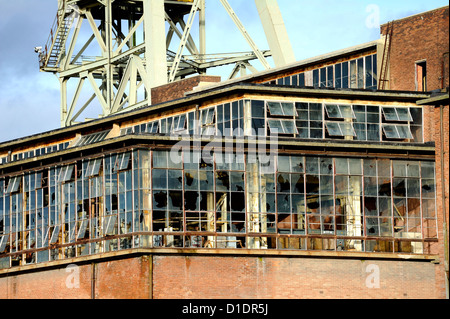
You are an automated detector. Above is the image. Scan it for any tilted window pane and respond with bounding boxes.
[0,235,8,253]
[74,130,110,147]
[339,105,355,119]
[59,165,74,182]
[148,121,159,133]
[396,108,413,122]
[268,119,297,134]
[281,120,298,134]
[382,107,398,121]
[49,225,61,244]
[267,102,283,115]
[86,159,102,177]
[383,125,412,139]
[325,104,355,119]
[382,107,412,122]
[267,101,296,117]
[281,102,296,116]
[267,120,282,133]
[325,122,342,136]
[396,125,413,139]
[325,104,340,118]
[382,125,399,139]
[104,215,117,235]
[339,122,356,136]
[77,219,89,240]
[200,108,215,126]
[6,176,21,193]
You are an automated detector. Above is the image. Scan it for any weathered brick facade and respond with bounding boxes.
[151,75,221,105]
[0,253,440,299]
[380,6,449,92]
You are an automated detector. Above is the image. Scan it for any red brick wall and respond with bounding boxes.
[433,104,450,298]
[381,6,449,91]
[0,264,92,299]
[0,257,150,299]
[152,255,439,299]
[94,256,151,299]
[0,254,443,299]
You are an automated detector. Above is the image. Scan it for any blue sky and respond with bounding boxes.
[0,0,448,143]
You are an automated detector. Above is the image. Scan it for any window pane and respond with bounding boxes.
[339,123,356,136]
[335,63,342,88]
[325,105,340,118]
[339,105,355,119]
[268,119,283,133]
[325,122,342,136]
[281,102,296,116]
[396,125,413,139]
[383,125,399,139]
[251,100,265,117]
[396,108,412,122]
[152,169,167,189]
[382,107,398,121]
[267,102,283,116]
[281,120,297,134]
[153,151,167,168]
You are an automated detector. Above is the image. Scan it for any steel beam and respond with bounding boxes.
[254,0,295,67]
[219,0,271,70]
[41,0,297,127]
[143,0,168,90]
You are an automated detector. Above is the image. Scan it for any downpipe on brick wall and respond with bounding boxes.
[440,104,449,299]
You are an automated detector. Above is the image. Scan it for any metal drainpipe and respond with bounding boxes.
[91,262,96,299]
[440,104,449,299]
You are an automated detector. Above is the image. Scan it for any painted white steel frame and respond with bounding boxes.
[39,0,295,127]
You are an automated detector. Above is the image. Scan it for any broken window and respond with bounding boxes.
[0,149,439,269]
[416,61,427,92]
[199,107,216,136]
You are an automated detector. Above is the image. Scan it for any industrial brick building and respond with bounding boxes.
[0,2,448,299]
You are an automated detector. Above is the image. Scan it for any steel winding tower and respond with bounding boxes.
[38,0,295,127]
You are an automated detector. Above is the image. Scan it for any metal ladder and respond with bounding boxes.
[378,21,393,90]
[40,2,76,70]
